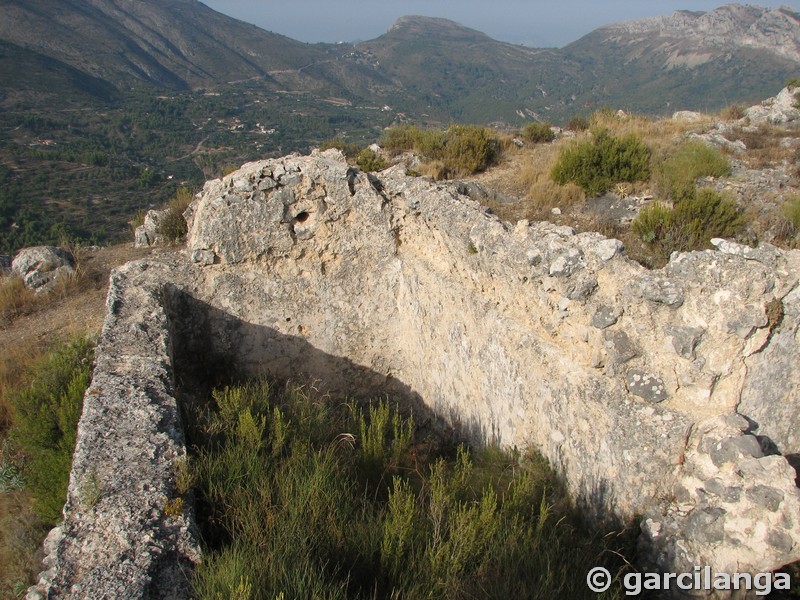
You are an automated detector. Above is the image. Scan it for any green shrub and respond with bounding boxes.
[156,187,194,243]
[782,194,800,232]
[655,141,730,202]
[380,124,498,179]
[380,125,423,153]
[188,379,633,599]
[551,128,651,196]
[632,190,744,252]
[355,148,389,172]
[720,104,746,121]
[521,122,555,144]
[672,188,745,248]
[786,77,800,90]
[441,125,498,176]
[631,202,673,243]
[8,336,94,523]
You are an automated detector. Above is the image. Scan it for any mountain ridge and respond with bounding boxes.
[0,2,798,122]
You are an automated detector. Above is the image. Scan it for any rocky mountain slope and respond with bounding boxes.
[0,0,323,91]
[562,4,800,115]
[1,1,797,121]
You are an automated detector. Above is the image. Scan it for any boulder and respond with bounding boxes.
[134,208,171,248]
[744,86,800,126]
[11,245,75,292]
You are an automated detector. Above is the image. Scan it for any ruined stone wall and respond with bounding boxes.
[31,149,800,597]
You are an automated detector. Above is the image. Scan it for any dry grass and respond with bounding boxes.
[0,277,38,324]
[516,139,585,213]
[728,125,800,168]
[0,489,47,597]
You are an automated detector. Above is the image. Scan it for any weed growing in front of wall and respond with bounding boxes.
[7,336,94,524]
[187,379,632,599]
[156,187,194,243]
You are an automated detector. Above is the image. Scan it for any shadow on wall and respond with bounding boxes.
[164,285,490,448]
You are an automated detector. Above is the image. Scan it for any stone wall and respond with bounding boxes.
[31,149,800,597]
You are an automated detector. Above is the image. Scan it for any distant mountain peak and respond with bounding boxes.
[386,16,490,42]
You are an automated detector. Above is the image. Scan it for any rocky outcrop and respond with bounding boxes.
[134,208,171,248]
[12,245,75,292]
[599,5,800,65]
[32,149,800,597]
[745,85,800,126]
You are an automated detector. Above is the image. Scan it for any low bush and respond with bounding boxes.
[631,202,673,244]
[521,122,555,144]
[156,187,194,243]
[566,115,589,132]
[672,188,745,247]
[551,128,651,196]
[188,379,632,599]
[6,336,94,523]
[654,141,730,202]
[380,124,498,179]
[380,125,422,153]
[355,148,388,172]
[0,276,37,324]
[631,190,744,255]
[782,194,800,232]
[720,104,746,121]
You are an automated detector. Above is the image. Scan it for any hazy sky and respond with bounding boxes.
[200,1,798,47]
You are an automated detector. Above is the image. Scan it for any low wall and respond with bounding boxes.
[30,150,800,597]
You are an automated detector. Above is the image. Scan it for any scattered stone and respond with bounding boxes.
[548,248,583,276]
[707,435,764,467]
[592,238,624,262]
[604,330,639,371]
[665,325,705,359]
[590,305,620,329]
[190,249,216,266]
[628,274,684,307]
[625,370,668,402]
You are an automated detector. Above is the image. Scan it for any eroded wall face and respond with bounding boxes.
[32,150,800,597]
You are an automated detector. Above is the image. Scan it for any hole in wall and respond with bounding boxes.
[295,211,310,224]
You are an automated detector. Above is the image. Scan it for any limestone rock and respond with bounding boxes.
[12,245,75,292]
[641,415,800,582]
[672,110,703,122]
[744,86,800,126]
[625,370,668,403]
[134,208,171,248]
